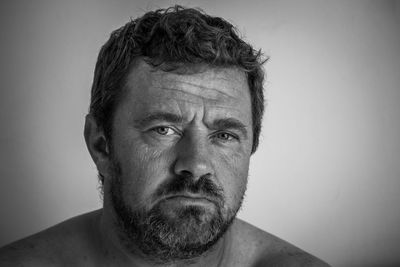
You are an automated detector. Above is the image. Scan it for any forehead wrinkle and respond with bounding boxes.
[176,80,240,99]
[146,96,210,106]
[158,86,233,103]
[141,96,249,118]
[207,105,252,116]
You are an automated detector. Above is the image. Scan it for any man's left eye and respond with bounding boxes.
[153,126,176,136]
[214,132,237,141]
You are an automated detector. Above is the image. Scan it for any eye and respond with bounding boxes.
[214,132,238,142]
[152,126,177,136]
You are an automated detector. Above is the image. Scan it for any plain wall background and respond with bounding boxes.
[1,0,399,266]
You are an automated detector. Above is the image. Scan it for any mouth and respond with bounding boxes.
[162,194,218,206]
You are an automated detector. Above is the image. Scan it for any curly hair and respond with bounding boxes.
[89,6,267,175]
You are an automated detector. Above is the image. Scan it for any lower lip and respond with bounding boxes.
[164,196,214,206]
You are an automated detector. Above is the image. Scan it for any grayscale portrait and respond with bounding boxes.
[1,1,399,266]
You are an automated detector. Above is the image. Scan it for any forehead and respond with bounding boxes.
[119,61,251,120]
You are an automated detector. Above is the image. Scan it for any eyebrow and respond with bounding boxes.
[133,112,184,128]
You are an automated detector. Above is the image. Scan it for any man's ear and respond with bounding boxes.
[84,114,111,176]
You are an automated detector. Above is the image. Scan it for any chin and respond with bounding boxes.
[112,191,236,262]
[134,202,234,262]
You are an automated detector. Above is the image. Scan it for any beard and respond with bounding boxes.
[107,159,246,263]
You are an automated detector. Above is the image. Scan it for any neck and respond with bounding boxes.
[97,207,230,267]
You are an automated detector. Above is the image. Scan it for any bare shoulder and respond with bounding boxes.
[229,219,331,267]
[0,209,102,266]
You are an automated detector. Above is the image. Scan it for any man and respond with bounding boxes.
[0,6,329,266]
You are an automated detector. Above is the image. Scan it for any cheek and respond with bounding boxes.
[116,141,173,207]
[216,149,250,206]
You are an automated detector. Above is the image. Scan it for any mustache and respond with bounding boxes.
[154,174,224,201]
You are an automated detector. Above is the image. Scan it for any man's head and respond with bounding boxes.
[84,5,266,263]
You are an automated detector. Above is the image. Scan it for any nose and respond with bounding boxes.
[173,134,214,180]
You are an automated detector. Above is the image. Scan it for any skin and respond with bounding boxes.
[0,61,331,266]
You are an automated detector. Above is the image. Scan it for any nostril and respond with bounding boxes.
[179,170,193,179]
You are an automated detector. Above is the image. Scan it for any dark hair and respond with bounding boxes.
[89,5,267,170]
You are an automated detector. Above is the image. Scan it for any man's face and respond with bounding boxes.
[105,61,253,261]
